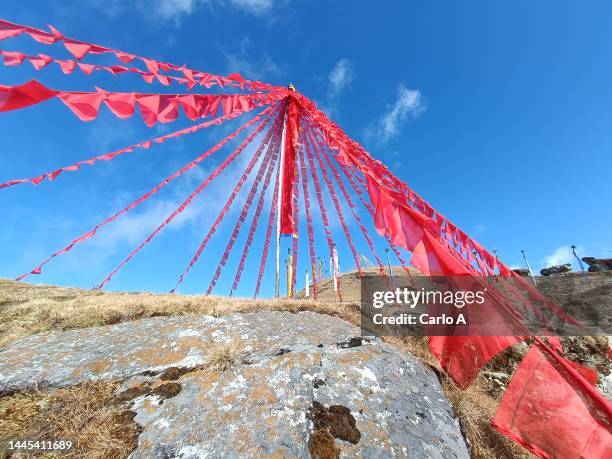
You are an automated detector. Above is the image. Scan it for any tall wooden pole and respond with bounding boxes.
[275,106,288,298]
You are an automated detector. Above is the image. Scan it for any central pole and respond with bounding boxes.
[275,103,288,298]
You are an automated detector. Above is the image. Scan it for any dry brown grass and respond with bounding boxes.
[440,375,533,459]
[0,278,359,349]
[204,339,243,373]
[0,381,140,459]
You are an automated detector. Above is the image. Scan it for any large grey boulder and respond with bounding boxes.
[0,311,469,458]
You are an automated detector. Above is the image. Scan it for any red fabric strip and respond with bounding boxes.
[303,131,345,301]
[305,113,413,279]
[0,19,280,92]
[303,126,336,267]
[96,109,276,289]
[305,128,363,277]
[290,154,300,297]
[280,96,300,234]
[0,79,56,112]
[297,136,318,299]
[0,79,284,125]
[170,106,284,293]
[253,130,282,299]
[492,342,612,458]
[292,92,503,275]
[0,103,256,189]
[15,105,275,282]
[206,127,279,295]
[231,122,283,293]
[307,122,386,275]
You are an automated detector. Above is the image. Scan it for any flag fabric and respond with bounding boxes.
[492,342,612,458]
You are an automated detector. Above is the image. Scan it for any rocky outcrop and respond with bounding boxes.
[0,311,469,458]
[540,263,572,276]
[512,268,530,277]
[534,271,612,332]
[582,257,612,272]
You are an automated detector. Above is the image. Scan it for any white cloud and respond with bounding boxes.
[366,84,425,143]
[221,36,281,81]
[83,0,284,25]
[318,59,354,117]
[154,0,205,24]
[327,58,353,99]
[152,0,280,24]
[88,118,137,152]
[230,0,274,15]
[541,245,583,269]
[82,0,206,25]
[91,144,261,252]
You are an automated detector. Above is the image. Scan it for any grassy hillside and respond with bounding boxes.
[0,279,359,349]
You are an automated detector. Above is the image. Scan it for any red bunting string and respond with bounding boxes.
[206,128,278,295]
[254,133,282,299]
[297,135,318,299]
[0,49,175,84]
[232,121,282,293]
[352,168,413,275]
[305,126,363,277]
[0,101,267,190]
[0,18,280,92]
[302,131,344,301]
[307,122,385,275]
[0,80,284,126]
[304,112,413,278]
[302,127,336,270]
[0,48,242,88]
[342,158,413,280]
[338,129,572,342]
[96,109,275,289]
[290,154,300,298]
[171,106,284,293]
[291,92,503,276]
[15,105,276,282]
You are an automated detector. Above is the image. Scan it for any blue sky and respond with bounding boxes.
[0,1,610,296]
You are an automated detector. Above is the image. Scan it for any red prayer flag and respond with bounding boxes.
[493,343,612,458]
[0,20,24,39]
[0,80,56,112]
[64,41,92,59]
[2,51,26,66]
[280,96,300,234]
[59,93,104,121]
